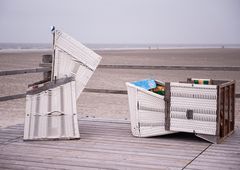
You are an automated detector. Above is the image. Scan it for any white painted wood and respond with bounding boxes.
[24,80,80,140]
[126,81,174,137]
[126,83,140,137]
[52,30,102,99]
[170,82,218,136]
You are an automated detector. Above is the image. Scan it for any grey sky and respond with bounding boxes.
[0,0,240,44]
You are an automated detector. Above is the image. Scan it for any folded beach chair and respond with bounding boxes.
[24,28,102,140]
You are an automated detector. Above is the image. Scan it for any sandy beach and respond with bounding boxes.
[0,48,240,128]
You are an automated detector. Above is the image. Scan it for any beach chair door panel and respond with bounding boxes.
[170,82,218,135]
[137,90,170,137]
[52,30,102,99]
[24,80,80,140]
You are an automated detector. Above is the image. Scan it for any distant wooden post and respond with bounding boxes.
[28,54,52,88]
[41,54,52,80]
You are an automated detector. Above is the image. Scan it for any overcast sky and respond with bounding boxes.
[0,0,240,44]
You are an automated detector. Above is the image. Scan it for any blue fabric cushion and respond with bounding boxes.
[132,79,156,90]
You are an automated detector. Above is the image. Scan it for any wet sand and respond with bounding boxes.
[0,48,240,128]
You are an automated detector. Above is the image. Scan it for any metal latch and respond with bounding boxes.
[47,111,64,116]
[186,110,193,119]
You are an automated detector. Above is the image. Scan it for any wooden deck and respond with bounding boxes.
[0,118,239,170]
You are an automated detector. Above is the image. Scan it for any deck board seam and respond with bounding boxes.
[181,143,212,170]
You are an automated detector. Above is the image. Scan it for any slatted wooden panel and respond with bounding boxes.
[0,119,239,170]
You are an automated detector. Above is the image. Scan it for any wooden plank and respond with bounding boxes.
[0,120,208,169]
[185,164,240,170]
[39,63,52,68]
[10,140,204,158]
[0,88,127,102]
[165,82,171,130]
[0,90,239,102]
[192,156,240,163]
[0,67,51,76]
[187,159,240,169]
[26,77,74,95]
[1,124,208,153]
[84,88,127,94]
[0,144,209,170]
[0,128,22,145]
[0,118,239,169]
[41,54,52,80]
[222,86,226,137]
[14,139,201,154]
[2,141,196,169]
[0,163,49,170]
[28,78,51,88]
[233,84,236,130]
[0,144,191,167]
[41,54,52,64]
[98,65,240,71]
[0,157,102,170]
[184,130,240,170]
[0,93,26,101]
